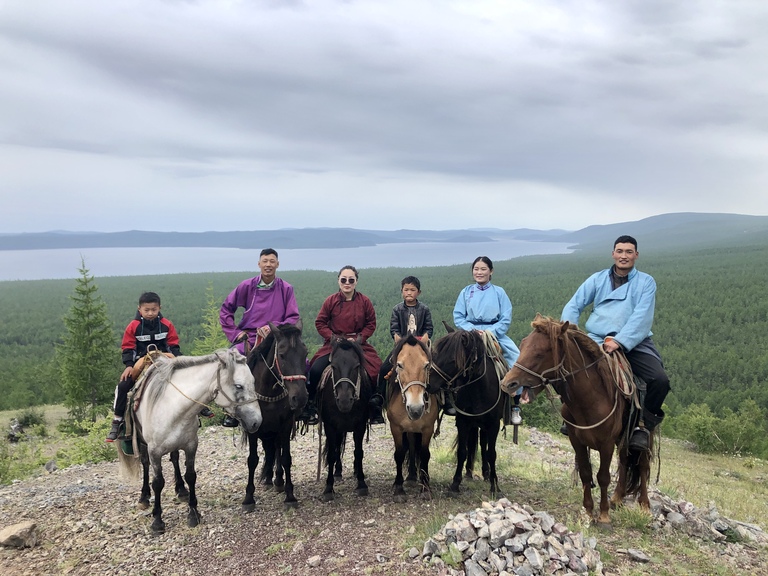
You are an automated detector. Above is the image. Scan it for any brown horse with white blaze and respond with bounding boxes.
[385,333,438,502]
[501,315,650,526]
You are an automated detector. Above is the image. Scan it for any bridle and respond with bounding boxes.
[511,329,618,431]
[393,346,432,412]
[255,335,307,403]
[430,337,502,418]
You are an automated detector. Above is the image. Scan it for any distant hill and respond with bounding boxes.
[1,213,767,252]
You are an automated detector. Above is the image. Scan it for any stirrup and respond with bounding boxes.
[510,406,522,426]
[629,427,650,451]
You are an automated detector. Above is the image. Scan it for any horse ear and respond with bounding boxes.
[442,320,455,333]
[295,317,303,332]
[560,321,570,334]
[356,334,363,345]
[420,333,429,346]
[268,321,278,334]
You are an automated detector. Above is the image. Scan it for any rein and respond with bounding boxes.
[431,343,502,418]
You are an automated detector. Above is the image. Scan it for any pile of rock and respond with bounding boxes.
[418,498,602,575]
[649,489,767,545]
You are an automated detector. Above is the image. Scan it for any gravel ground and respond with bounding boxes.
[1,423,507,576]
[3,424,766,576]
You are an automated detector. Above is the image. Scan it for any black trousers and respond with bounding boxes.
[625,349,670,415]
[307,354,331,400]
[113,377,134,418]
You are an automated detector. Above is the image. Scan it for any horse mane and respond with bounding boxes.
[332,336,365,362]
[145,349,242,407]
[247,323,304,371]
[530,316,614,387]
[432,329,482,372]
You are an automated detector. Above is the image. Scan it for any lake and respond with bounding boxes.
[0,239,573,281]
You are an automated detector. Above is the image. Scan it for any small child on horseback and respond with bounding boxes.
[370,276,434,424]
[106,291,213,442]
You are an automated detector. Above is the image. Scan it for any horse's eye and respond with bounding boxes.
[396,362,404,369]
[235,384,244,391]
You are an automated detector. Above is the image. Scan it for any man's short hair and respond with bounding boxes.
[401,276,421,291]
[260,248,278,259]
[139,291,161,305]
[613,235,638,250]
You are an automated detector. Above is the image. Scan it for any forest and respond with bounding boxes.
[1,240,767,449]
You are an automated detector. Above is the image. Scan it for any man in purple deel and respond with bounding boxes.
[219,248,301,427]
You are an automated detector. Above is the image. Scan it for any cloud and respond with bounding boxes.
[1,0,767,232]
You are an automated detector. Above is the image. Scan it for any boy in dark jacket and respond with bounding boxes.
[106,292,212,442]
[369,276,434,424]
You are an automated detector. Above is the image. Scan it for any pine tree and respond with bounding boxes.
[57,258,118,422]
[190,283,229,355]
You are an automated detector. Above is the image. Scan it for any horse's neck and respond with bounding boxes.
[171,360,218,401]
[561,336,612,392]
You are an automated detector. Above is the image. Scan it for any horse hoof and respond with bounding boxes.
[355,487,369,497]
[274,485,286,494]
[176,490,190,503]
[284,500,299,511]
[403,479,418,488]
[242,502,256,513]
[321,492,335,502]
[138,499,150,510]
[151,520,165,535]
[334,475,343,483]
[595,520,612,530]
[188,512,201,528]
[393,494,407,504]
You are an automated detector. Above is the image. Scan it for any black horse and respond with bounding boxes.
[430,328,506,496]
[241,322,308,511]
[317,337,372,502]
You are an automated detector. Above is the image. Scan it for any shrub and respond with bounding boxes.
[57,417,117,467]
[16,407,46,428]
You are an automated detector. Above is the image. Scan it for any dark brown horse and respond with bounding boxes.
[385,333,438,502]
[317,337,371,501]
[501,315,650,525]
[430,329,506,496]
[241,322,308,511]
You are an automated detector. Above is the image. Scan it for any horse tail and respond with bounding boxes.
[625,437,653,495]
[116,443,141,483]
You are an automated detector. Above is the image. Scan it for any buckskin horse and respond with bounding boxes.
[117,348,262,534]
[241,322,308,511]
[316,337,372,501]
[385,333,439,502]
[501,315,650,525]
[430,328,506,496]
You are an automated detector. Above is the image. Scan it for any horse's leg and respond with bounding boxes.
[451,417,469,493]
[274,441,286,492]
[138,446,151,509]
[352,422,368,496]
[464,423,477,480]
[261,434,276,489]
[169,450,189,502]
[333,435,343,482]
[571,441,595,520]
[280,427,298,509]
[484,419,500,497]
[595,444,614,526]
[149,451,166,534]
[637,444,651,511]
[242,434,260,513]
[479,427,490,481]
[392,429,407,502]
[418,430,433,500]
[184,442,201,528]
[611,446,629,509]
[405,432,418,485]
[322,427,339,502]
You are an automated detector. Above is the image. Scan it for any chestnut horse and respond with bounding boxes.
[385,333,439,502]
[501,315,650,525]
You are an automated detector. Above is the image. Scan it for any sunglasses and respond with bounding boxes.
[339,277,356,284]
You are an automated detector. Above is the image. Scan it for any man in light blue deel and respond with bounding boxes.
[561,235,670,452]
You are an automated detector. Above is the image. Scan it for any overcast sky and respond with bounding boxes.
[1,0,767,233]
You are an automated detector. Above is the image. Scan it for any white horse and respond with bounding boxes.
[117,348,262,534]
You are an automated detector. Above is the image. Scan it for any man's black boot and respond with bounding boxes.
[368,394,385,425]
[222,414,240,427]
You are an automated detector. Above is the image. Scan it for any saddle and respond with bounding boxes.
[123,349,172,444]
